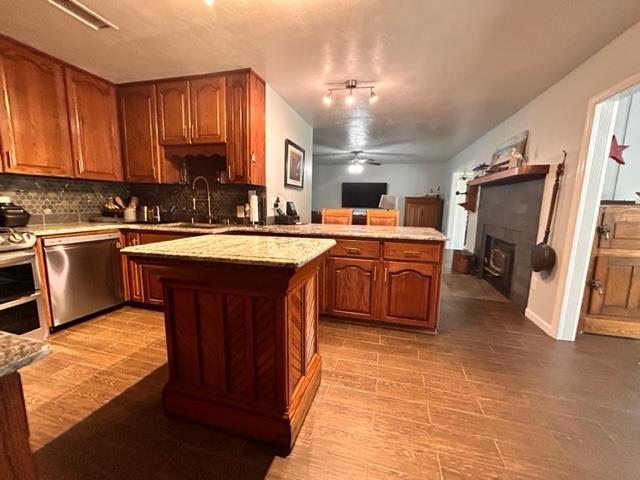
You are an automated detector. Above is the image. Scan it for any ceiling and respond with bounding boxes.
[2,0,640,165]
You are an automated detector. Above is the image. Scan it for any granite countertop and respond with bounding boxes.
[122,234,336,268]
[29,222,229,236]
[0,332,50,378]
[233,224,448,241]
[31,222,447,242]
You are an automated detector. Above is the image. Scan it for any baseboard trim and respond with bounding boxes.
[525,308,555,338]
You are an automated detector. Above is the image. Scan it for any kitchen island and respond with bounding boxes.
[0,332,50,480]
[122,234,335,453]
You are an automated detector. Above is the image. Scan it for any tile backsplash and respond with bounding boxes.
[0,174,266,225]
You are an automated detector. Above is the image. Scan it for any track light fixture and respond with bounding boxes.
[322,80,378,107]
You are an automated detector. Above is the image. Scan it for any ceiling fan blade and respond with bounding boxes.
[369,162,382,166]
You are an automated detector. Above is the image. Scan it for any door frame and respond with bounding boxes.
[556,72,640,341]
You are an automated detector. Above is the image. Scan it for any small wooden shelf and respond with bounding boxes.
[468,165,550,187]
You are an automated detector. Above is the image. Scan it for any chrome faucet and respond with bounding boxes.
[192,176,213,223]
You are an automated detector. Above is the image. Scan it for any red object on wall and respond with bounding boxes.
[609,135,629,165]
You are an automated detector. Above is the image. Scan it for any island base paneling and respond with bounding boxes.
[129,256,324,453]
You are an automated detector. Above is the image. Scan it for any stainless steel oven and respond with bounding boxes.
[0,249,47,340]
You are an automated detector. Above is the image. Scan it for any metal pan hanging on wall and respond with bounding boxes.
[531,151,566,273]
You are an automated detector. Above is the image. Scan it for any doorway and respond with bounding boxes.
[559,77,640,340]
[447,170,472,250]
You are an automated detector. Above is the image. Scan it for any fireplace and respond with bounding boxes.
[483,235,516,297]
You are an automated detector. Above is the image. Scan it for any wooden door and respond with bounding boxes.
[65,69,122,181]
[139,232,188,305]
[381,261,435,327]
[589,255,640,318]
[226,73,249,183]
[118,84,160,183]
[598,206,640,250]
[157,80,190,145]
[123,232,143,302]
[0,40,73,176]
[327,257,378,320]
[189,76,225,144]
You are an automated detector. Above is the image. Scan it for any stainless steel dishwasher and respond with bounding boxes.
[43,232,124,328]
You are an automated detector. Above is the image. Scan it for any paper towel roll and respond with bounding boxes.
[249,194,259,223]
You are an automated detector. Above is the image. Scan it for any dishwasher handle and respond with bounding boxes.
[43,232,121,247]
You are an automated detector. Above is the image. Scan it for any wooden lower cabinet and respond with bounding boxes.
[123,231,190,305]
[123,232,143,302]
[327,257,378,320]
[382,261,436,328]
[325,239,442,330]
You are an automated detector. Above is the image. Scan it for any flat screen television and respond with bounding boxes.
[341,183,388,208]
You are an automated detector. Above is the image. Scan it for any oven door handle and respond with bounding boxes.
[0,292,41,312]
[0,250,36,267]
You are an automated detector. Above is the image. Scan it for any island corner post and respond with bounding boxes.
[127,252,325,454]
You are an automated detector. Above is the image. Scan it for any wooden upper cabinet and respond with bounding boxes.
[190,76,225,143]
[226,71,265,186]
[0,40,73,176]
[118,84,160,183]
[157,80,189,145]
[598,206,640,250]
[381,262,436,328]
[65,68,122,181]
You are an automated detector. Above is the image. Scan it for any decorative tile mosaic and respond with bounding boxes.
[0,174,266,225]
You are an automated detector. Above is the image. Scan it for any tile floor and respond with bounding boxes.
[20,270,640,479]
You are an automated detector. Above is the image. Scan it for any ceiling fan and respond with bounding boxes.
[348,151,382,166]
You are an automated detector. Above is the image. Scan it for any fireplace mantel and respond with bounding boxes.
[469,165,550,187]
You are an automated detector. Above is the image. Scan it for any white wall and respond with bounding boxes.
[312,163,447,224]
[602,91,640,201]
[265,85,314,223]
[442,20,640,339]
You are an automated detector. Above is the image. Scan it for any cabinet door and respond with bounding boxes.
[124,232,143,302]
[327,257,378,320]
[139,232,188,305]
[118,84,160,183]
[589,256,640,318]
[66,69,122,181]
[190,76,225,144]
[225,73,249,184]
[157,80,189,145]
[0,40,73,176]
[382,261,436,328]
[598,206,640,250]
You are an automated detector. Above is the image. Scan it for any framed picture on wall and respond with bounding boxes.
[284,139,305,189]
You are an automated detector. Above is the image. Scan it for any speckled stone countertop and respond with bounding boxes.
[0,332,50,378]
[233,224,448,241]
[122,234,336,268]
[31,222,447,241]
[29,222,228,236]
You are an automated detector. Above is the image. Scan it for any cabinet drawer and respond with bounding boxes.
[330,239,380,259]
[383,242,440,262]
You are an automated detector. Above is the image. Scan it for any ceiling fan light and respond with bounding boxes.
[203,0,215,6]
[348,163,363,174]
[323,91,333,106]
